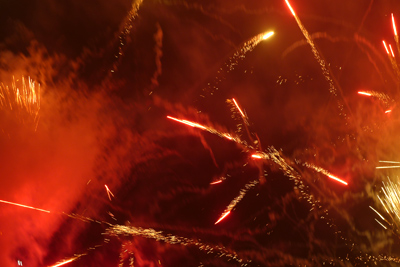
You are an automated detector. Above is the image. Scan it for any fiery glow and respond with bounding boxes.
[210,180,223,185]
[105,184,115,201]
[262,31,274,40]
[304,163,348,186]
[393,13,398,36]
[358,91,372,96]
[327,174,348,186]
[167,116,207,130]
[285,0,296,16]
[251,154,263,159]
[215,211,231,225]
[385,109,392,114]
[0,199,50,213]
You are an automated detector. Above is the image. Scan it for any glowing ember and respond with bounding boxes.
[215,211,231,225]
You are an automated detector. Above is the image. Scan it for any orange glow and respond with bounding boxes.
[215,211,231,225]
[210,180,223,185]
[385,110,392,114]
[285,0,296,16]
[0,199,50,213]
[262,31,274,40]
[383,40,390,55]
[327,174,348,186]
[167,116,207,130]
[251,154,263,159]
[389,44,396,57]
[357,91,372,96]
[393,13,398,36]
[232,98,245,118]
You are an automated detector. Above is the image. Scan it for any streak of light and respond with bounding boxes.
[379,160,400,164]
[327,174,348,186]
[376,166,400,169]
[304,162,348,185]
[383,40,390,55]
[0,199,50,213]
[358,91,372,96]
[375,219,387,229]
[393,13,398,36]
[215,180,259,224]
[251,154,263,159]
[167,116,207,130]
[107,224,243,263]
[48,255,85,267]
[232,98,245,118]
[105,184,115,201]
[262,31,274,40]
[385,110,392,113]
[210,180,223,185]
[215,211,231,225]
[285,0,296,16]
[369,206,388,221]
[389,44,396,57]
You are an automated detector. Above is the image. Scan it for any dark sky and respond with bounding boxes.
[2,0,400,266]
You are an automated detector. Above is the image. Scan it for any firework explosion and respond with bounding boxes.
[3,0,400,266]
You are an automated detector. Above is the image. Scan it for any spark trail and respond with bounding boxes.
[284,0,338,97]
[0,199,50,213]
[106,224,244,264]
[215,180,259,224]
[48,254,85,267]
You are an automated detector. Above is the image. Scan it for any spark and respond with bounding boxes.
[304,162,348,185]
[376,166,400,169]
[375,219,388,230]
[285,0,296,16]
[385,109,392,113]
[48,255,84,267]
[105,184,115,201]
[251,154,263,159]
[215,211,231,225]
[210,180,223,185]
[379,160,400,164]
[358,91,372,96]
[369,206,387,222]
[0,199,50,213]
[262,31,274,40]
[167,116,207,130]
[383,40,390,55]
[389,44,395,58]
[215,180,259,224]
[392,13,398,36]
[232,98,245,118]
[376,179,400,231]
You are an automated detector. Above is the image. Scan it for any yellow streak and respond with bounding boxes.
[376,166,400,169]
[285,0,296,16]
[389,44,396,58]
[358,91,372,96]
[215,211,231,225]
[0,199,50,213]
[379,160,400,164]
[393,13,398,36]
[262,31,274,40]
[383,40,390,55]
[232,98,245,118]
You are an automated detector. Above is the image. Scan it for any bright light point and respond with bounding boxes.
[17,260,23,266]
[232,98,245,118]
[167,115,207,130]
[285,0,296,16]
[392,13,398,36]
[358,91,372,96]
[251,154,263,159]
[105,184,115,201]
[383,40,390,55]
[49,258,76,267]
[385,109,392,114]
[215,211,231,224]
[262,31,274,40]
[327,174,348,186]
[210,180,223,185]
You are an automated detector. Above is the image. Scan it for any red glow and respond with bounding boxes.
[0,199,50,213]
[357,91,372,96]
[215,211,231,224]
[393,13,398,36]
[210,180,223,185]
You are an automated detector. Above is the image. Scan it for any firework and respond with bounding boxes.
[105,184,115,201]
[48,254,85,267]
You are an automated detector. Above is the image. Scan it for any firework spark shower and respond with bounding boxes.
[2,0,400,266]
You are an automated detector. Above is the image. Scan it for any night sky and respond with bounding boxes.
[2,0,400,266]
